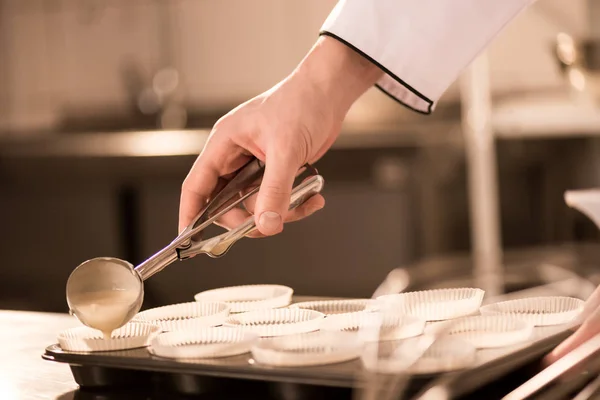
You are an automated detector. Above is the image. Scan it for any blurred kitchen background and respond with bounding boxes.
[2,0,600,313]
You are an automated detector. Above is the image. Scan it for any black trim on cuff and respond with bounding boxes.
[319,30,433,115]
[375,84,431,115]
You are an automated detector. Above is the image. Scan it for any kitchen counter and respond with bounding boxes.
[3,307,597,400]
[1,309,273,399]
[0,121,461,159]
[0,310,80,400]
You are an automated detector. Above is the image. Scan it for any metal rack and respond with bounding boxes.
[461,0,600,299]
[459,52,504,297]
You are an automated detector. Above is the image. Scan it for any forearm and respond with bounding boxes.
[292,36,384,117]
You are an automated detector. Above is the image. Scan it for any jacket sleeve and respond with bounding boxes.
[320,0,536,114]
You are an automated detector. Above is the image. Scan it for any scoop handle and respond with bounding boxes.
[135,158,265,280]
[178,174,325,259]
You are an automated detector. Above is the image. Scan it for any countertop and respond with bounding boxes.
[4,297,350,400]
[0,307,593,400]
[0,310,80,400]
[3,297,345,400]
[0,121,462,159]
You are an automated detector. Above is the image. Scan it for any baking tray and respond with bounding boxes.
[42,297,575,399]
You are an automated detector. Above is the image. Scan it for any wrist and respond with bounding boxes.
[292,35,383,116]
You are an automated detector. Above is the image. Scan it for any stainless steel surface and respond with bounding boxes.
[356,260,459,400]
[363,246,599,399]
[0,310,80,399]
[573,374,600,400]
[0,122,462,158]
[407,276,590,400]
[355,256,411,400]
[503,327,598,400]
[178,174,325,259]
[134,250,179,282]
[0,130,211,158]
[459,52,504,297]
[378,324,458,400]
[396,245,598,300]
[371,268,410,299]
[488,263,596,303]
[65,257,144,330]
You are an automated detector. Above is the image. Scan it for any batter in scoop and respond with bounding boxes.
[69,289,140,339]
[67,258,143,339]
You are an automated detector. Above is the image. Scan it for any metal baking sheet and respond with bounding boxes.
[42,296,575,397]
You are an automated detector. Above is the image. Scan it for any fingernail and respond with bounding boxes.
[259,211,282,234]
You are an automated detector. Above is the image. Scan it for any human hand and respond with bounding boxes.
[544,286,600,364]
[179,36,382,236]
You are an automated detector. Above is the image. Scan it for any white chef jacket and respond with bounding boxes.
[321,0,536,114]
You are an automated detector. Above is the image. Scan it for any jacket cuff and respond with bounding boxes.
[319,30,434,114]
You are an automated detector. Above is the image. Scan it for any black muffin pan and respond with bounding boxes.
[43,320,573,399]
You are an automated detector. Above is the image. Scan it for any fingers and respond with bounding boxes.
[253,148,300,236]
[243,188,325,224]
[544,287,600,365]
[284,194,325,223]
[180,143,324,237]
[213,208,265,238]
[583,285,600,319]
[545,308,600,364]
[216,192,325,234]
[545,329,588,365]
[179,158,220,234]
[178,132,248,233]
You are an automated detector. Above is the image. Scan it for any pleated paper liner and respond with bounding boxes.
[132,301,230,332]
[425,315,534,349]
[289,299,377,316]
[149,327,258,359]
[194,284,293,313]
[479,296,584,326]
[251,331,363,367]
[376,288,485,321]
[58,322,161,352]
[361,336,476,375]
[224,308,325,337]
[320,310,425,341]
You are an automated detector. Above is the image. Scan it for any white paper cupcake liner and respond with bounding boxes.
[479,296,584,326]
[132,301,230,331]
[149,327,258,359]
[320,311,425,341]
[251,331,363,367]
[289,299,377,316]
[376,288,485,321]
[425,315,534,349]
[58,322,161,352]
[194,285,293,313]
[224,308,325,337]
[361,336,476,375]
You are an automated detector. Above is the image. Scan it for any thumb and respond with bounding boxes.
[254,149,299,236]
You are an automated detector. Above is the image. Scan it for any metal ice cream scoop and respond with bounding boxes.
[66,158,324,332]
